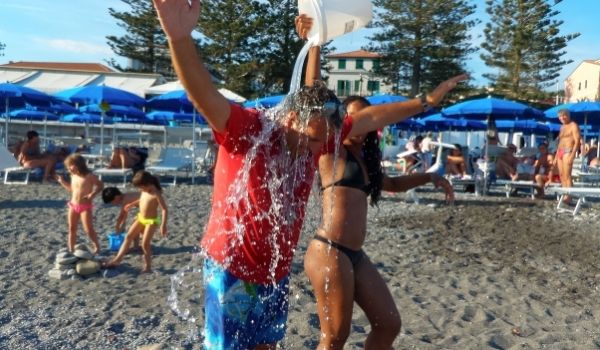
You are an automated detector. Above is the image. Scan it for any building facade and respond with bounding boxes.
[564,59,600,102]
[324,50,393,99]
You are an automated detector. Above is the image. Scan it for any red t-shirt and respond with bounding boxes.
[201,104,352,284]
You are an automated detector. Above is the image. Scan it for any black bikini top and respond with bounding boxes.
[321,148,371,194]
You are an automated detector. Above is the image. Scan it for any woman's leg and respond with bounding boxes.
[140,225,156,273]
[354,255,401,349]
[304,240,355,350]
[80,210,101,254]
[67,208,79,252]
[108,149,124,168]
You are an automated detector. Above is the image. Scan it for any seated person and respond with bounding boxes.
[445,144,467,178]
[495,144,519,180]
[401,135,423,173]
[108,146,147,173]
[534,153,560,198]
[17,130,58,182]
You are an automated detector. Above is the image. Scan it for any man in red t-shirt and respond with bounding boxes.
[154,2,466,349]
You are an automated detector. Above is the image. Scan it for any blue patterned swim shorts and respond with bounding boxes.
[203,258,290,350]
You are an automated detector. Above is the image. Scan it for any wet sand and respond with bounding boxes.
[1,181,600,349]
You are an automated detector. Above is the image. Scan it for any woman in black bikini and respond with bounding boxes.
[304,96,455,349]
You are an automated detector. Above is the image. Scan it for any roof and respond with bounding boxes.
[325,50,381,59]
[0,65,165,97]
[583,59,600,66]
[0,61,115,73]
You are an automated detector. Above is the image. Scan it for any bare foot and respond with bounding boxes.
[141,266,152,273]
[102,259,119,269]
[92,244,101,255]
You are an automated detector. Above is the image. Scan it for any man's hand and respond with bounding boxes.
[431,173,455,204]
[153,0,201,41]
[160,224,168,238]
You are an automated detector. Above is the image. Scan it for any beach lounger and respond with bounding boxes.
[546,187,600,216]
[94,167,133,187]
[494,179,539,199]
[146,147,193,185]
[0,146,31,185]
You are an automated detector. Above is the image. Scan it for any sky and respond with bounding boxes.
[0,0,599,90]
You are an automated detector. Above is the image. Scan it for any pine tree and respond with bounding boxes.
[480,0,579,99]
[253,0,307,95]
[198,0,266,98]
[106,0,173,77]
[368,0,478,97]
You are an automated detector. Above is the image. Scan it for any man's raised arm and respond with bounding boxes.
[154,0,231,132]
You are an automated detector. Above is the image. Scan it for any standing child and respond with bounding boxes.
[103,171,168,273]
[56,153,104,254]
[102,187,142,250]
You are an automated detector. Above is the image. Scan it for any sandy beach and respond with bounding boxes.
[1,180,600,349]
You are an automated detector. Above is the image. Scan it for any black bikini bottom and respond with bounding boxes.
[313,235,364,267]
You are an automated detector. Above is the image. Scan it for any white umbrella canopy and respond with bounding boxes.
[217,88,246,103]
[145,81,246,103]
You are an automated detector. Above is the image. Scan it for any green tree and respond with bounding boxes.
[198,0,266,98]
[253,0,306,95]
[106,0,173,77]
[368,0,478,97]
[480,0,579,99]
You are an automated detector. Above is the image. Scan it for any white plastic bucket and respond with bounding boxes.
[298,0,373,45]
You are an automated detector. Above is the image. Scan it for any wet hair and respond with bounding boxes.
[132,170,161,192]
[26,130,39,140]
[64,153,91,175]
[102,187,122,204]
[343,96,383,206]
[558,109,570,117]
[283,80,343,128]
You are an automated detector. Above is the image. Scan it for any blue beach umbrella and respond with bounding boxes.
[495,119,549,134]
[544,102,600,124]
[60,113,110,124]
[366,94,408,105]
[0,83,56,146]
[36,102,79,115]
[421,113,486,131]
[147,90,194,112]
[55,85,145,108]
[9,109,60,121]
[243,94,286,109]
[146,111,205,124]
[442,97,545,121]
[545,102,600,143]
[393,118,424,131]
[79,103,146,120]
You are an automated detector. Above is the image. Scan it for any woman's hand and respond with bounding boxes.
[430,173,455,204]
[295,14,313,40]
[427,74,469,107]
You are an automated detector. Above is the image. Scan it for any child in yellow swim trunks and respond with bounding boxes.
[103,171,168,273]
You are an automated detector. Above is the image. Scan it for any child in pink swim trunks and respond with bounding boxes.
[56,153,104,254]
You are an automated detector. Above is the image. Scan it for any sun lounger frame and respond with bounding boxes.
[547,187,600,216]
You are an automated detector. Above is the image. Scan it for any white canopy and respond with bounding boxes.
[145,80,247,103]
